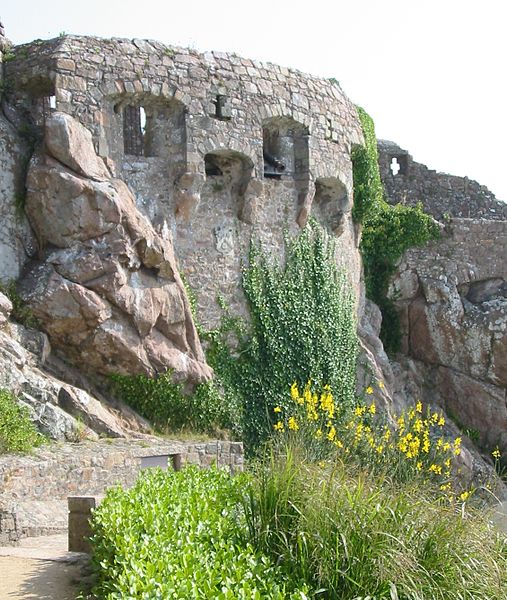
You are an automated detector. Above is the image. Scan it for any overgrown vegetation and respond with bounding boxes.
[352,107,440,353]
[205,220,358,453]
[0,280,39,328]
[89,420,507,599]
[89,466,309,599]
[109,373,237,437]
[0,388,44,454]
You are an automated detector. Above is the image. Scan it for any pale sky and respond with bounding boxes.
[2,0,506,201]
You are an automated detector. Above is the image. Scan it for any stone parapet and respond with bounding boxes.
[0,438,243,545]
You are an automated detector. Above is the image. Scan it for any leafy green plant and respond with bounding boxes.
[109,372,236,436]
[205,220,359,454]
[89,466,309,599]
[352,107,440,353]
[0,388,45,454]
[0,280,39,328]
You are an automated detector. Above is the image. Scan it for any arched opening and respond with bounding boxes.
[312,177,350,236]
[262,117,309,180]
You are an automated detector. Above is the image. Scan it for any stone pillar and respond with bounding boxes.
[68,496,101,553]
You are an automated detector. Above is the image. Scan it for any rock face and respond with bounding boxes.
[389,218,507,453]
[20,113,211,383]
[0,296,148,441]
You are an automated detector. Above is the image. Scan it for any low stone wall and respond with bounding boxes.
[0,438,243,545]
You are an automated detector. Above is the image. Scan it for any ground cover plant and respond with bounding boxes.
[0,388,44,454]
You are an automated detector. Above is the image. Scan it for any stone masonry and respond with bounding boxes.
[4,35,363,327]
[0,438,243,545]
[378,139,507,222]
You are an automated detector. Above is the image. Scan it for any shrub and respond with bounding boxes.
[89,466,309,599]
[109,373,236,436]
[0,388,44,454]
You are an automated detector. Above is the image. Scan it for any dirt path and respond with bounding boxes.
[0,535,86,600]
[0,556,81,599]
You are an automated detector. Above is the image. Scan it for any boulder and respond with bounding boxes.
[0,292,12,329]
[44,111,110,180]
[21,113,212,383]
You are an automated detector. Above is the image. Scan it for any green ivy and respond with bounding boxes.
[205,220,359,454]
[352,107,440,353]
[109,372,234,436]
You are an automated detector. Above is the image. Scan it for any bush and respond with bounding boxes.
[109,373,236,436]
[89,466,309,599]
[0,388,44,454]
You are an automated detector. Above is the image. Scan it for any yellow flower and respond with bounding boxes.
[354,406,366,417]
[459,490,471,502]
[315,429,323,440]
[290,382,299,401]
[288,416,299,431]
[416,401,423,414]
[438,415,445,427]
[378,381,385,389]
[274,421,284,432]
[429,463,442,475]
[368,402,376,415]
[335,439,344,449]
[327,425,337,442]
[492,448,501,460]
[366,386,374,395]
[273,406,282,413]
[416,461,423,471]
[453,437,462,456]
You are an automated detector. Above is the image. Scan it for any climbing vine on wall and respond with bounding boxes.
[352,107,440,353]
[205,220,359,453]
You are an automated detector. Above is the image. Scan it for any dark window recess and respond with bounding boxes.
[211,95,232,121]
[123,105,145,156]
[205,154,223,177]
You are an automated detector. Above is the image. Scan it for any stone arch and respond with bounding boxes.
[262,116,309,180]
[201,149,255,222]
[312,176,350,236]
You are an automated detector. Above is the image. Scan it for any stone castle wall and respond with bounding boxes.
[377,139,507,222]
[4,35,363,326]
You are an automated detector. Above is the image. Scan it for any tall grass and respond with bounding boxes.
[244,445,507,599]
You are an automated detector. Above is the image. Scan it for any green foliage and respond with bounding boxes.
[89,467,309,599]
[109,372,233,436]
[206,220,358,454]
[361,202,440,352]
[244,447,507,600]
[351,107,384,224]
[0,389,44,454]
[0,280,39,328]
[352,107,440,353]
